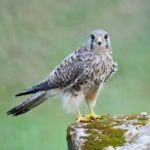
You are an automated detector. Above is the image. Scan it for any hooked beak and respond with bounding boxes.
[97,36,102,46]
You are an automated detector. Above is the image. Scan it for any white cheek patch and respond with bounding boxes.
[107,37,111,47]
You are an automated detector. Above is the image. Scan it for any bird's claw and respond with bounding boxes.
[84,114,101,121]
[76,114,101,123]
[76,116,89,123]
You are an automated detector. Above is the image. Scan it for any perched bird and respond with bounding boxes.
[7,29,118,122]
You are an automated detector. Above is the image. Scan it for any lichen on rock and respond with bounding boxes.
[67,113,149,150]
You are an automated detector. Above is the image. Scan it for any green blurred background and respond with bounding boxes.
[0,0,150,149]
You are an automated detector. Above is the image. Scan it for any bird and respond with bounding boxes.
[7,29,118,122]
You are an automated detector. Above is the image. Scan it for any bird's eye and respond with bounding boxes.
[104,34,108,39]
[90,34,95,40]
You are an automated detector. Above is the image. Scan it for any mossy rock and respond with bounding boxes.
[67,113,149,150]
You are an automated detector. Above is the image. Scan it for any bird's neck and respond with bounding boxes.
[93,47,111,58]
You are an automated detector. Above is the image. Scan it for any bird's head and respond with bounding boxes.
[88,29,111,54]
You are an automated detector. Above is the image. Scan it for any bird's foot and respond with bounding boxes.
[76,114,101,123]
[83,114,101,121]
[76,116,90,123]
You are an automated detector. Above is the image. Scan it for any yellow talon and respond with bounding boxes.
[75,102,101,123]
[76,116,89,123]
[76,106,87,123]
[75,106,91,123]
[84,113,101,121]
[76,116,83,123]
[84,101,101,121]
[76,114,101,123]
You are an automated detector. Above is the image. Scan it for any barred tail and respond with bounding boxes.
[7,91,47,116]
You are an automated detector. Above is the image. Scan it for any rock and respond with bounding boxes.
[67,113,150,150]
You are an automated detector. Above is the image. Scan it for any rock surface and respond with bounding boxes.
[67,113,150,150]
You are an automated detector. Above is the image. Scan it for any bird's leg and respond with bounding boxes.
[88,102,96,116]
[84,102,100,120]
[76,105,89,123]
[76,106,82,122]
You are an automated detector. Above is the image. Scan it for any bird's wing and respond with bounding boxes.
[104,62,118,82]
[47,54,85,89]
[16,51,85,96]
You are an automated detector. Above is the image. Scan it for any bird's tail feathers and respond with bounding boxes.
[7,91,47,116]
[15,89,39,97]
[15,81,50,97]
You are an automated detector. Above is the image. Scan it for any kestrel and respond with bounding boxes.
[7,29,118,122]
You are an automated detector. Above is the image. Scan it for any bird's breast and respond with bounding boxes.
[82,55,114,90]
[70,54,116,97]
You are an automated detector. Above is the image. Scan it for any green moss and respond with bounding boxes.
[137,116,148,121]
[80,113,149,150]
[126,114,148,124]
[126,114,138,120]
[132,115,149,126]
[132,122,146,126]
[126,114,149,126]
[81,115,126,150]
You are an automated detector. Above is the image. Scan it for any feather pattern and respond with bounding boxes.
[7,92,47,116]
[7,29,118,116]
